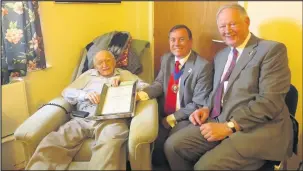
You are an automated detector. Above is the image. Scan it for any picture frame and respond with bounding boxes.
[54,0,121,3]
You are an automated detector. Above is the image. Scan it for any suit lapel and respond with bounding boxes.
[166,54,175,91]
[168,55,175,75]
[225,34,259,94]
[214,48,230,92]
[179,51,196,101]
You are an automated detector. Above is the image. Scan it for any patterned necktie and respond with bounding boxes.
[164,61,181,115]
[210,48,238,118]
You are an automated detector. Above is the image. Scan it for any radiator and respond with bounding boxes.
[2,80,29,138]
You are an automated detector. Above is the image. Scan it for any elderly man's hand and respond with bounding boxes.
[189,107,209,126]
[111,77,120,87]
[85,91,100,104]
[200,122,232,142]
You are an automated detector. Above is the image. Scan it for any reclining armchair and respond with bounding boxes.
[14,39,158,170]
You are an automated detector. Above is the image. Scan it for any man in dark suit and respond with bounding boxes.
[137,25,213,167]
[164,4,293,170]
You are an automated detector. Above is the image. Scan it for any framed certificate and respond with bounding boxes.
[88,80,137,120]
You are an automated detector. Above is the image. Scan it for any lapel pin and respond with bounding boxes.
[188,68,192,73]
[249,50,256,56]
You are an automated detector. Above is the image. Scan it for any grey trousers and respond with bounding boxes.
[164,123,265,170]
[25,118,130,170]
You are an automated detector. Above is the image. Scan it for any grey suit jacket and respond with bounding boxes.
[143,50,213,121]
[210,34,293,161]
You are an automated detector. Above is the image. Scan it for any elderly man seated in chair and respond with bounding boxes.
[25,50,148,170]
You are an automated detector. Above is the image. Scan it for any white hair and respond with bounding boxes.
[216,3,248,21]
[93,50,115,65]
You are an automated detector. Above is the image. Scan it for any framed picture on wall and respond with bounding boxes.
[54,0,121,3]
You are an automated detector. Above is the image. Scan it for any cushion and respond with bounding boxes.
[130,39,150,58]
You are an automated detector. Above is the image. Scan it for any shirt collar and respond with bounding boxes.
[175,50,191,67]
[234,32,251,53]
[90,68,120,77]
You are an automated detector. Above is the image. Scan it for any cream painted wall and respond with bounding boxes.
[243,1,303,169]
[24,2,153,114]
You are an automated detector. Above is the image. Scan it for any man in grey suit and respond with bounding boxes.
[164,3,293,170]
[137,25,213,167]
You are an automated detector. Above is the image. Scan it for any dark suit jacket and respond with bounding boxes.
[143,50,213,121]
[210,34,293,161]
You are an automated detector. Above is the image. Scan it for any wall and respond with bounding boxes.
[153,1,235,77]
[241,1,302,169]
[24,2,153,114]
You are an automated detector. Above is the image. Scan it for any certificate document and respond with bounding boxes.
[91,80,137,120]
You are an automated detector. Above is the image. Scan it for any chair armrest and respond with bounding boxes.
[128,99,158,150]
[14,97,72,146]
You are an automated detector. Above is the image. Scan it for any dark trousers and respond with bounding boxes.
[152,118,190,167]
[164,122,265,170]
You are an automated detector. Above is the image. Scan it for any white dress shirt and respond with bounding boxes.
[221,33,251,99]
[175,50,191,111]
